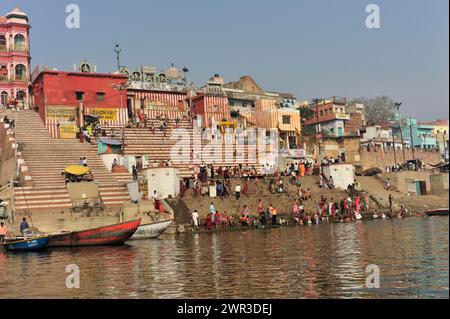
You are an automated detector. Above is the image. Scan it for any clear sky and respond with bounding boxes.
[2,0,448,120]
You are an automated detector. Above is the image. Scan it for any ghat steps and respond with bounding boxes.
[10,110,130,213]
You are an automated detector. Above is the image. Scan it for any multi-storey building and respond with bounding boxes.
[0,8,31,108]
[223,76,302,150]
[119,64,191,120]
[32,61,128,138]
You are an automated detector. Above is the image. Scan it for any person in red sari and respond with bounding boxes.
[242,180,249,196]
[206,213,214,230]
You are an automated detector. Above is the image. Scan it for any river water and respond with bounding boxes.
[0,217,448,299]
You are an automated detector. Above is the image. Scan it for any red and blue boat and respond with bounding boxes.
[47,219,141,247]
[3,235,49,252]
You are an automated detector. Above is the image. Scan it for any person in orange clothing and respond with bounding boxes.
[0,222,8,244]
[299,163,306,177]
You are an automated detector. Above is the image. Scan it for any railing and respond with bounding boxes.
[14,75,27,81]
[13,45,27,52]
[0,45,6,51]
[0,75,8,82]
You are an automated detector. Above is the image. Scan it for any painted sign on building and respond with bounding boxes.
[59,123,77,139]
[88,108,118,121]
[47,106,78,120]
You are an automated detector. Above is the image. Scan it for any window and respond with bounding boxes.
[1,91,8,106]
[320,110,324,117]
[97,92,105,101]
[15,64,26,81]
[14,34,26,51]
[76,91,84,101]
[0,36,6,51]
[282,115,291,125]
[229,101,235,107]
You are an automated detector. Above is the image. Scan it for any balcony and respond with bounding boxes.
[13,45,27,52]
[0,45,6,52]
[0,75,8,82]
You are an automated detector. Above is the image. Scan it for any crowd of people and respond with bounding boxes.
[186,159,395,231]
[190,184,387,232]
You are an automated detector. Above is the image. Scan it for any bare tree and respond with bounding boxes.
[349,95,397,126]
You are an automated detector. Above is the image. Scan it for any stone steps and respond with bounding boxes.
[12,110,131,212]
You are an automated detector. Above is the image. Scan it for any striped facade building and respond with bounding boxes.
[127,89,187,121]
[192,93,231,128]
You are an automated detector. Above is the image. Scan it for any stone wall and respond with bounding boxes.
[360,149,441,171]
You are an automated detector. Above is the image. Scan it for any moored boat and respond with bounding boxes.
[424,208,449,217]
[3,235,49,252]
[131,219,174,240]
[48,219,141,247]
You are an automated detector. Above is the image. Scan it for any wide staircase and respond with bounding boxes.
[12,110,130,213]
[117,117,261,178]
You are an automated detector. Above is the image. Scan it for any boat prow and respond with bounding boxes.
[3,235,49,252]
[424,208,449,217]
[48,219,141,247]
[131,219,174,240]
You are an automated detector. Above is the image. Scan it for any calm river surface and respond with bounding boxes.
[0,217,448,299]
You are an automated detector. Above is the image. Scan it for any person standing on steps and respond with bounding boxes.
[0,222,8,244]
[388,194,394,217]
[270,205,278,226]
[132,165,138,181]
[191,210,199,230]
[235,183,242,201]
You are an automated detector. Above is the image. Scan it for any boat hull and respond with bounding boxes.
[48,219,141,247]
[425,209,449,217]
[4,236,49,252]
[131,220,174,240]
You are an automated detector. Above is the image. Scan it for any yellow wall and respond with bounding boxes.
[255,98,301,132]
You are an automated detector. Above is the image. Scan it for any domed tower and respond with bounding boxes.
[0,7,31,108]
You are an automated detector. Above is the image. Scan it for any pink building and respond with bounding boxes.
[0,8,31,108]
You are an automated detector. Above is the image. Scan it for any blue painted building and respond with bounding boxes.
[401,118,436,150]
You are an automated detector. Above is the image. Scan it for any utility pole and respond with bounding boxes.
[395,102,406,163]
[409,119,415,160]
[392,130,397,167]
[113,82,127,154]
[443,130,448,161]
[114,44,122,72]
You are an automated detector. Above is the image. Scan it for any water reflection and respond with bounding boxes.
[0,217,448,299]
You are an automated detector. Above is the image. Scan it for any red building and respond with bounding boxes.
[192,75,231,128]
[0,8,31,108]
[32,63,128,138]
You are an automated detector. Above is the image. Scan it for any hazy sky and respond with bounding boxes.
[2,0,448,120]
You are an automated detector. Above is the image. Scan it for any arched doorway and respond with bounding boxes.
[15,64,26,81]
[0,91,8,106]
[16,90,26,101]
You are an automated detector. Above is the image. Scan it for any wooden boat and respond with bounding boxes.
[424,208,449,217]
[131,219,174,240]
[3,235,49,252]
[48,219,141,247]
